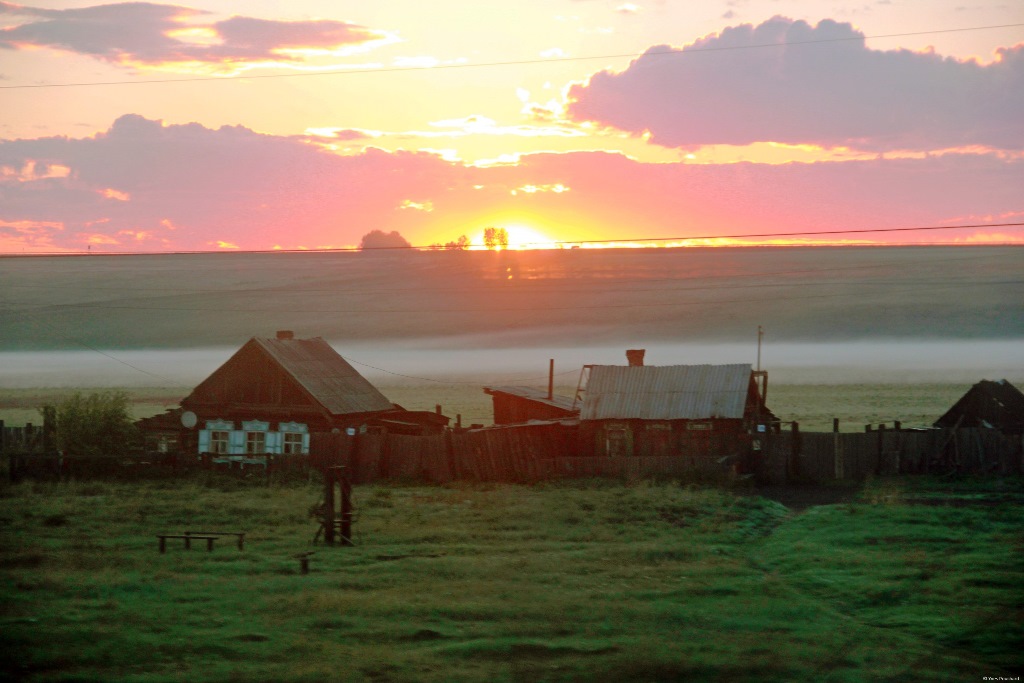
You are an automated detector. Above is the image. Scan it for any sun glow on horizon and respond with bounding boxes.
[461,224,560,250]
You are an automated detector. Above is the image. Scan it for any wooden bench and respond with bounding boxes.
[184,531,246,550]
[157,534,219,553]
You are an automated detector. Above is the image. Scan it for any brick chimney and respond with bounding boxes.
[626,349,645,366]
[276,330,295,340]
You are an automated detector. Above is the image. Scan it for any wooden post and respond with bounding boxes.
[548,359,555,400]
[789,421,801,480]
[42,407,56,453]
[323,466,336,546]
[876,423,886,476]
[340,466,353,547]
[833,418,843,480]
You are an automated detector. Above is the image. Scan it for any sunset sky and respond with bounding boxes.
[1,0,1023,252]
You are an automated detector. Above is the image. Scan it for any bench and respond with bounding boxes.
[184,531,246,550]
[157,534,219,553]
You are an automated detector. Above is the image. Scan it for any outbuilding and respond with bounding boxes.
[483,386,579,425]
[577,356,772,459]
[934,379,1024,435]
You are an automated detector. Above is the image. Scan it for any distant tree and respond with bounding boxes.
[47,391,138,459]
[444,235,470,250]
[483,227,508,250]
[359,230,411,250]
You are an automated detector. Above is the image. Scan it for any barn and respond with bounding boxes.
[934,379,1024,435]
[179,331,447,458]
[577,358,773,459]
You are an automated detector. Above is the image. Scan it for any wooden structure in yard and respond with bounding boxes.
[483,386,578,425]
[177,331,448,464]
[576,355,774,461]
[934,379,1024,436]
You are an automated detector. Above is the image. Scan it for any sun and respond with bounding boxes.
[470,224,558,250]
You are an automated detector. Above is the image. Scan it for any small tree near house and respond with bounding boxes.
[46,391,139,459]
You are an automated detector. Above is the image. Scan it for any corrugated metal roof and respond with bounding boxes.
[483,386,578,412]
[580,363,753,421]
[254,337,395,416]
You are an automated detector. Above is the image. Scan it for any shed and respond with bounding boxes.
[484,386,579,425]
[578,362,772,458]
[180,331,447,457]
[934,379,1024,435]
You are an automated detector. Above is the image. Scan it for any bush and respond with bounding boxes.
[47,391,139,459]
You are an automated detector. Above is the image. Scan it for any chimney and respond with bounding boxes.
[276,330,295,340]
[626,349,645,367]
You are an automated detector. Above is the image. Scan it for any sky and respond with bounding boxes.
[1,0,1023,253]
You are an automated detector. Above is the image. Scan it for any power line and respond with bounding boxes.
[342,355,579,386]
[10,278,1020,316]
[3,221,1022,258]
[0,251,1004,296]
[2,23,1021,90]
[0,300,192,388]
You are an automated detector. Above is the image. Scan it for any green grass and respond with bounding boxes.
[0,476,1021,682]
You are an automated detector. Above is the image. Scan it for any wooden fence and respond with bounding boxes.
[756,427,1023,485]
[6,418,1022,484]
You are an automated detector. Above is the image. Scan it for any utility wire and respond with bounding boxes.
[0,300,193,388]
[4,221,1022,257]
[342,355,580,386]
[2,23,1021,90]
[11,278,1019,316]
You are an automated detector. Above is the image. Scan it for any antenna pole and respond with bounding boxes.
[757,325,763,372]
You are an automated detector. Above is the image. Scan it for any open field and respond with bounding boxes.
[0,476,1021,682]
[2,247,1022,352]
[0,381,1005,433]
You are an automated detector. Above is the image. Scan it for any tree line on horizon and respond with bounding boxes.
[359,228,508,251]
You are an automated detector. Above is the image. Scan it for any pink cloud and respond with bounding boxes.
[0,1,390,70]
[0,115,1021,252]
[567,17,1024,152]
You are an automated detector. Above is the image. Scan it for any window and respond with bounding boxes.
[210,431,229,454]
[246,431,266,454]
[283,432,304,454]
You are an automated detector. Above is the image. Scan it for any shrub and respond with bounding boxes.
[47,391,139,459]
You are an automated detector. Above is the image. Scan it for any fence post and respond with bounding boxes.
[340,466,353,547]
[789,422,801,480]
[323,465,336,546]
[876,424,886,476]
[833,418,843,480]
[42,407,56,454]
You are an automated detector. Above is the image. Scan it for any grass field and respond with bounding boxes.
[1,475,1021,682]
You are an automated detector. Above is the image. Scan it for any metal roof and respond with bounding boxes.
[483,386,578,412]
[253,337,395,416]
[580,363,754,421]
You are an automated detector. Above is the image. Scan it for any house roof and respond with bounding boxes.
[934,379,1024,433]
[251,336,394,416]
[483,386,578,413]
[580,363,756,421]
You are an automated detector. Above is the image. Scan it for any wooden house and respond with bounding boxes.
[577,359,772,458]
[934,379,1024,435]
[179,331,447,458]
